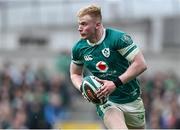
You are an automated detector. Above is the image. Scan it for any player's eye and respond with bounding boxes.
[80,22,87,26]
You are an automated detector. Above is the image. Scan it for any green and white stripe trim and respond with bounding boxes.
[118,43,140,62]
[72,60,83,65]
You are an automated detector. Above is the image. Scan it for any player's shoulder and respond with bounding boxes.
[72,39,87,51]
[106,28,133,44]
[106,28,125,38]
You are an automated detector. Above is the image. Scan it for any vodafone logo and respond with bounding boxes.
[96,61,108,72]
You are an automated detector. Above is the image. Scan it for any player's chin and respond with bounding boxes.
[80,34,88,39]
[80,36,87,39]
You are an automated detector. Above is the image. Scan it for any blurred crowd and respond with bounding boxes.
[0,61,71,129]
[141,71,180,129]
[0,55,180,129]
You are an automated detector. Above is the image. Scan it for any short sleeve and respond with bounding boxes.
[117,34,140,62]
[71,45,84,66]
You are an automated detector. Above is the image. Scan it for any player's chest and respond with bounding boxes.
[82,45,119,72]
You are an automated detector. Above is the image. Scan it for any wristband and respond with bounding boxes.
[113,77,123,88]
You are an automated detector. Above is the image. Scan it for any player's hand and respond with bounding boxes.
[95,78,116,99]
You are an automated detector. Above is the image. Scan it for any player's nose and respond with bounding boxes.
[78,25,83,32]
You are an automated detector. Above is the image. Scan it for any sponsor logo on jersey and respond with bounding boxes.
[96,61,108,72]
[84,55,93,61]
[102,48,110,58]
[98,70,117,78]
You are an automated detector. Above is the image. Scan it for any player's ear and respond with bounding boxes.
[95,22,101,29]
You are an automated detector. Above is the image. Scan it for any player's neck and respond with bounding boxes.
[88,27,105,44]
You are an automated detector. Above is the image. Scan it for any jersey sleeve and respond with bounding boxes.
[116,34,140,62]
[71,44,84,66]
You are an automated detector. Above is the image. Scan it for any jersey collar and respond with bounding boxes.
[87,28,106,46]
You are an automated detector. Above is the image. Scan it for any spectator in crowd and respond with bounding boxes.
[44,92,69,126]
[8,108,27,129]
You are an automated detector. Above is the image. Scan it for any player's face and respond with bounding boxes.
[78,15,98,40]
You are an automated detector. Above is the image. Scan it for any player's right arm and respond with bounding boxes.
[70,62,83,91]
[70,62,91,102]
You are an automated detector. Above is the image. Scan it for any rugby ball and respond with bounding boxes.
[81,76,107,105]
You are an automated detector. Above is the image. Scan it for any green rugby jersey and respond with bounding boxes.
[71,28,141,104]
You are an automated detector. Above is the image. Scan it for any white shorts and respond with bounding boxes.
[96,97,146,128]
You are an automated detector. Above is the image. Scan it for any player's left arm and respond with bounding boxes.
[119,50,147,84]
[116,34,147,84]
